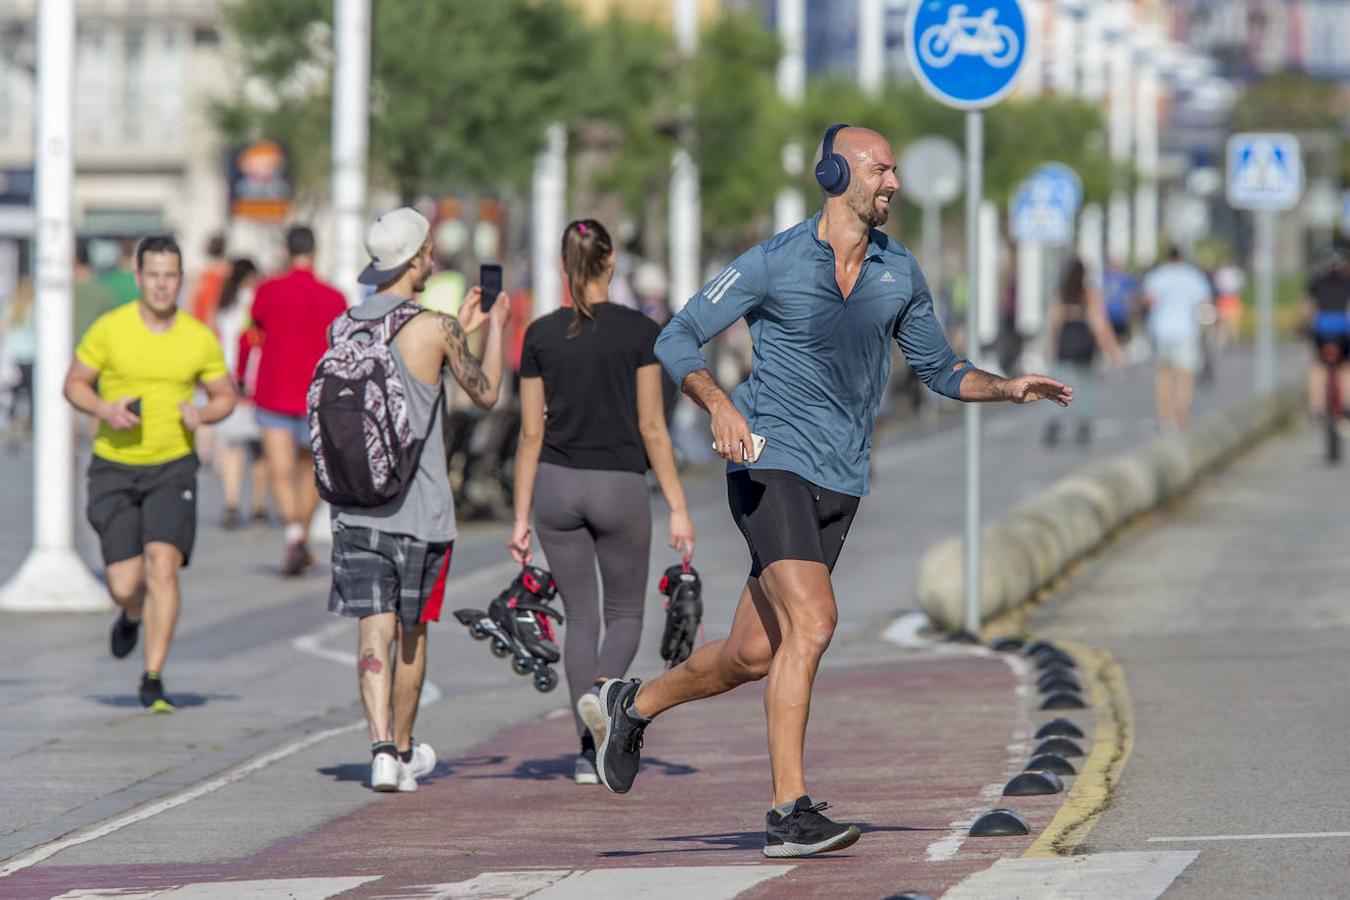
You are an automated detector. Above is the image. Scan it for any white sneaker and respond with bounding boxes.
[396,761,418,793]
[371,753,400,792]
[407,740,436,780]
[577,689,607,747]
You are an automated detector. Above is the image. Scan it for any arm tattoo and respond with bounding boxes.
[438,314,489,397]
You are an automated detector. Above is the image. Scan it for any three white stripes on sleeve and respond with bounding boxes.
[704,268,742,304]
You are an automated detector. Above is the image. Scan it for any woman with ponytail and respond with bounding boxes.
[510,219,695,785]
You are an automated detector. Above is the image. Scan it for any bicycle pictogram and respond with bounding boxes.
[918,4,1020,69]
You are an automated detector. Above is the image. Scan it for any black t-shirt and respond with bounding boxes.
[1309,270,1350,315]
[520,303,661,473]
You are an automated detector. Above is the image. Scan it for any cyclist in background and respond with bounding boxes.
[1303,246,1350,420]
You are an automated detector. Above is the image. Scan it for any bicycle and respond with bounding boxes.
[918,5,1020,69]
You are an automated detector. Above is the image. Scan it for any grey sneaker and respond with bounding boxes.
[763,796,861,858]
[595,678,647,794]
[574,749,599,785]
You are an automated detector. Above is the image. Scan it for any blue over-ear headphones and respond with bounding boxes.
[814,123,851,195]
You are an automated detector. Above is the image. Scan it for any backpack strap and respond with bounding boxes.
[330,300,426,346]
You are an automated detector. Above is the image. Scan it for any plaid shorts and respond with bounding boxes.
[328,524,453,629]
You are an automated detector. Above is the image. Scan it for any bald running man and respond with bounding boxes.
[593,125,1073,857]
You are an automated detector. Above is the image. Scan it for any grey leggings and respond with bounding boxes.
[533,462,652,738]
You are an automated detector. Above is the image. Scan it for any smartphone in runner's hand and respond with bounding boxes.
[479,264,503,312]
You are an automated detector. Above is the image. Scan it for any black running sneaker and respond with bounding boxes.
[138,673,175,714]
[595,678,646,794]
[763,797,861,858]
[110,612,140,659]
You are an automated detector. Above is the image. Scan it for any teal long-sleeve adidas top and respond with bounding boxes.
[654,211,972,497]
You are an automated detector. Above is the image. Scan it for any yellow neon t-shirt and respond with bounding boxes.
[76,303,228,466]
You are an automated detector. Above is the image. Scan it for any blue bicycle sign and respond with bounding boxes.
[918,4,1020,69]
[906,0,1028,110]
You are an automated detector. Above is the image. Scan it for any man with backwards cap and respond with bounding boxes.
[593,126,1073,857]
[324,208,511,792]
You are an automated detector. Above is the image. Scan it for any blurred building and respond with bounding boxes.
[0,0,229,281]
[1169,0,1350,80]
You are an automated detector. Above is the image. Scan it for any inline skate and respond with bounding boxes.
[454,565,563,692]
[658,562,703,668]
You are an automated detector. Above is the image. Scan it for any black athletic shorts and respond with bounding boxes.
[1312,331,1350,360]
[86,453,199,567]
[727,469,861,578]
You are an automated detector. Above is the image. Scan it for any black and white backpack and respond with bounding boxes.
[307,301,439,507]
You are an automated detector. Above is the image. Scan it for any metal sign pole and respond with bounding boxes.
[1254,209,1277,396]
[963,109,984,636]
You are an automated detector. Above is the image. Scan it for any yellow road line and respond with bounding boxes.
[1022,639,1134,857]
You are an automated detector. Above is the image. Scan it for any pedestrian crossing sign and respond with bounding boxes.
[1227,133,1303,211]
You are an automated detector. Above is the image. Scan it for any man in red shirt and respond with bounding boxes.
[251,225,349,575]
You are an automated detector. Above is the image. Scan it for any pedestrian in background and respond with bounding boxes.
[62,236,236,711]
[100,238,140,308]
[251,225,348,575]
[190,234,230,328]
[1143,246,1213,430]
[1,279,35,449]
[1044,257,1122,447]
[212,258,269,529]
[323,208,509,792]
[508,219,695,787]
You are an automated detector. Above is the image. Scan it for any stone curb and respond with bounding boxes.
[915,389,1302,630]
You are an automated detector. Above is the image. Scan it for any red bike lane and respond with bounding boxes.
[7,651,1071,899]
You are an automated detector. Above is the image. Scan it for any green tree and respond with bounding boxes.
[218,0,591,201]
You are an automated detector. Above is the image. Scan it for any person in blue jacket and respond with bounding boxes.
[594,125,1073,857]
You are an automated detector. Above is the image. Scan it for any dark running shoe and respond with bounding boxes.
[281,541,314,577]
[763,796,861,858]
[595,678,647,794]
[109,612,140,659]
[138,673,175,714]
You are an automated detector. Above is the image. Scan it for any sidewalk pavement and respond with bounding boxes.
[2,645,1076,899]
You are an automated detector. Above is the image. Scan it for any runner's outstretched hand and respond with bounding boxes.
[1006,374,1074,407]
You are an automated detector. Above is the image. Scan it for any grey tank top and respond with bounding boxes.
[333,294,457,542]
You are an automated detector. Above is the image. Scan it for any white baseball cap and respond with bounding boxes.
[357,207,431,286]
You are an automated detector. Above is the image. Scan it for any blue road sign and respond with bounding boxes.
[905,0,1028,110]
[1226,133,1303,212]
[1032,162,1082,214]
[1011,172,1074,245]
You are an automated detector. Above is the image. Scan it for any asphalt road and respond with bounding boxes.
[1029,419,1350,898]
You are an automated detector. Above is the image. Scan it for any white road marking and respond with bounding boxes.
[924,647,1032,862]
[421,865,794,899]
[54,876,380,899]
[0,722,365,879]
[942,850,1198,899]
[882,610,934,649]
[1148,831,1350,843]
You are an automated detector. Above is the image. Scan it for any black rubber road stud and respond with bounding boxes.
[989,636,1024,652]
[1041,690,1087,710]
[1036,718,1086,739]
[883,893,935,900]
[969,808,1031,836]
[1037,669,1081,691]
[1025,753,1077,776]
[1035,649,1076,669]
[1023,639,1056,656]
[1003,770,1064,796]
[1034,737,1084,758]
[1039,676,1082,695]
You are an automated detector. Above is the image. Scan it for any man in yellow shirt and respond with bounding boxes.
[63,236,237,712]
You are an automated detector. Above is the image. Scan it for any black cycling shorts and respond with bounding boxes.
[727,469,860,578]
[86,453,199,567]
